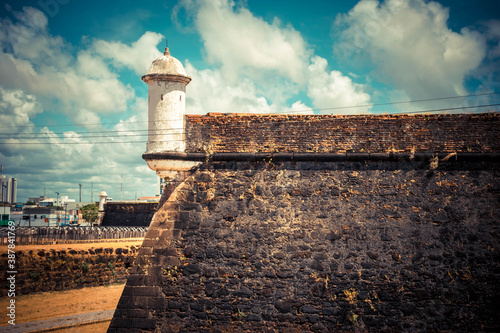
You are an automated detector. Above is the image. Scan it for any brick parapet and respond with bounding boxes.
[185,112,499,154]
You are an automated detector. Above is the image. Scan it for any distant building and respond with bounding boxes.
[21,207,63,227]
[20,206,82,227]
[1,205,10,221]
[157,177,173,197]
[157,177,165,196]
[40,195,76,207]
[0,175,17,204]
[137,196,160,202]
[28,196,46,204]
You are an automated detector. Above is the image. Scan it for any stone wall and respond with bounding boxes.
[185,113,499,154]
[108,159,500,332]
[0,245,139,295]
[101,202,157,227]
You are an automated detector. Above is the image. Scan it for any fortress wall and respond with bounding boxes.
[101,202,157,227]
[109,160,500,332]
[185,113,499,154]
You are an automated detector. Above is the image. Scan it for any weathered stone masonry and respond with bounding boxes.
[109,113,499,332]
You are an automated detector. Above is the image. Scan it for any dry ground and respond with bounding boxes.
[0,240,143,331]
[0,283,125,325]
[0,239,143,254]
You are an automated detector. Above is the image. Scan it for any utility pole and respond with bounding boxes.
[2,185,6,219]
[79,184,82,202]
[55,192,59,226]
[91,181,93,202]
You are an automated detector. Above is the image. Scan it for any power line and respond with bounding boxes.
[0,139,165,145]
[391,103,500,115]
[1,106,498,146]
[0,92,497,129]
[0,120,150,129]
[2,104,499,140]
[0,130,186,139]
[0,133,186,140]
[283,92,500,114]
[0,128,185,136]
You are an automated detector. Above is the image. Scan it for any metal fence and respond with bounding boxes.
[0,226,148,245]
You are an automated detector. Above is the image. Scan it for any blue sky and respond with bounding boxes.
[0,0,499,203]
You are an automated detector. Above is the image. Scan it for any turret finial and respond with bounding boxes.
[164,39,170,56]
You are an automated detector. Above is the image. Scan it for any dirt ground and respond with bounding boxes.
[0,239,143,254]
[0,240,143,331]
[0,283,125,325]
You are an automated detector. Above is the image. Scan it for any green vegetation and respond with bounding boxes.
[81,261,89,273]
[81,203,98,222]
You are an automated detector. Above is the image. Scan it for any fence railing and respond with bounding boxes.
[0,226,148,245]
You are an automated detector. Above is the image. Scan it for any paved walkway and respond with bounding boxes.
[0,309,115,332]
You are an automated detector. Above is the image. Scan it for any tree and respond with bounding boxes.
[81,203,98,222]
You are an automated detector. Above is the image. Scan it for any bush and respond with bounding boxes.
[81,203,98,222]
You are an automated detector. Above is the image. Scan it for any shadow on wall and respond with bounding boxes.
[100,202,158,227]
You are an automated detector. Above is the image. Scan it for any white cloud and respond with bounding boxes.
[92,31,164,76]
[334,0,487,100]
[176,0,311,84]
[12,6,48,32]
[0,88,42,129]
[0,7,135,126]
[289,101,314,115]
[307,56,371,114]
[176,0,371,114]
[185,61,287,114]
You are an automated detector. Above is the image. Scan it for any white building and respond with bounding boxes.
[40,195,76,207]
[0,175,17,204]
[19,207,68,227]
